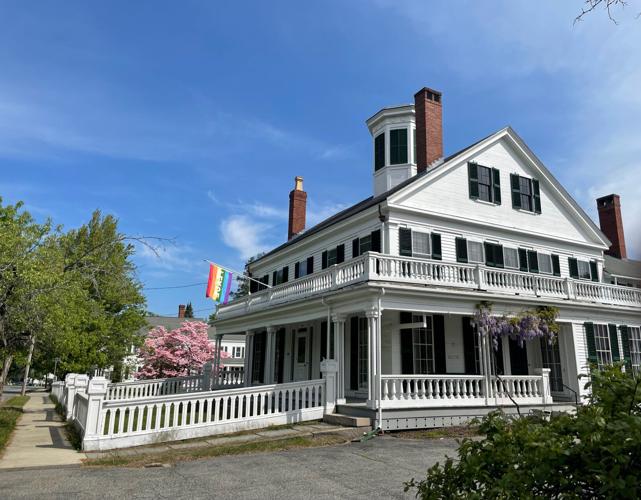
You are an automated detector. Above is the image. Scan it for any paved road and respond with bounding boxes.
[0,436,458,499]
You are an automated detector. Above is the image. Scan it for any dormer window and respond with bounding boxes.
[374,133,385,171]
[390,129,408,165]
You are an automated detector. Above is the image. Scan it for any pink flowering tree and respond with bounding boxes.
[135,321,229,379]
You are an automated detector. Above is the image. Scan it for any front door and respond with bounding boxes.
[540,337,563,393]
[294,329,310,381]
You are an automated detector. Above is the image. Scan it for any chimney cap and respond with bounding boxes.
[414,87,442,104]
[294,176,304,191]
[597,193,620,207]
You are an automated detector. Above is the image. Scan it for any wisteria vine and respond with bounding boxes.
[472,302,559,351]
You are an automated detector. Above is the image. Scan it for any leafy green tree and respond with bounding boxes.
[405,365,641,499]
[231,253,265,300]
[184,302,194,318]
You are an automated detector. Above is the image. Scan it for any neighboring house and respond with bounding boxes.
[121,306,246,380]
[214,87,641,430]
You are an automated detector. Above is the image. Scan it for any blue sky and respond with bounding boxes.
[1,1,640,318]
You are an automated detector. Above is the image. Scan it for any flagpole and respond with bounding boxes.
[204,260,272,289]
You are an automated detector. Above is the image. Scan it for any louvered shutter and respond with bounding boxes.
[495,244,504,268]
[551,254,561,276]
[532,179,542,213]
[620,326,632,370]
[399,228,412,257]
[585,322,597,366]
[608,324,620,361]
[350,317,359,390]
[568,258,579,279]
[307,256,314,274]
[590,261,599,282]
[462,317,478,375]
[352,238,360,258]
[468,163,479,199]
[322,251,328,269]
[282,266,288,283]
[336,244,345,264]
[371,230,381,253]
[455,237,468,263]
[433,315,446,374]
[294,262,300,279]
[511,173,521,209]
[492,168,501,204]
[431,233,442,260]
[484,242,495,267]
[518,248,529,272]
[527,250,539,273]
[272,271,277,285]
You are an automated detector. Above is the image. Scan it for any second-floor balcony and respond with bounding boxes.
[218,252,641,320]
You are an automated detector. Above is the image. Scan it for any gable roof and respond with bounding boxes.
[252,127,609,268]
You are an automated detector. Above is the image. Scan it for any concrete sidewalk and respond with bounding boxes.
[0,392,85,469]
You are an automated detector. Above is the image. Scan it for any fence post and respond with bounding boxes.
[320,359,338,414]
[65,374,78,420]
[72,374,89,421]
[475,264,485,290]
[202,361,213,391]
[536,368,553,404]
[82,376,109,451]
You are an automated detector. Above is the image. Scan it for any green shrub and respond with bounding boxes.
[405,365,641,499]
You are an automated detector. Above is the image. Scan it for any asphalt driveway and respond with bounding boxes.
[0,435,459,499]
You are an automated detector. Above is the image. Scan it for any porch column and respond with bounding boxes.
[214,334,223,385]
[332,314,346,404]
[365,309,380,410]
[264,326,277,384]
[244,331,254,387]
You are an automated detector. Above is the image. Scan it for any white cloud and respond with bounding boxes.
[136,243,196,272]
[220,215,273,260]
[307,201,350,227]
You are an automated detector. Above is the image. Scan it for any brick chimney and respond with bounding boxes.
[414,87,443,173]
[597,194,627,259]
[288,176,307,240]
[178,304,186,318]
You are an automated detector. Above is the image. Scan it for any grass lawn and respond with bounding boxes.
[85,433,348,468]
[0,395,30,453]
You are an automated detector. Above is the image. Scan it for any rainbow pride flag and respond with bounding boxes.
[205,263,233,304]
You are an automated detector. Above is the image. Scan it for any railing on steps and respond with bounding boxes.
[82,378,326,451]
[217,252,641,320]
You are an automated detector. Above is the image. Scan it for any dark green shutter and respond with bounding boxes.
[371,230,381,253]
[253,332,266,384]
[568,258,579,279]
[590,261,598,282]
[431,233,442,260]
[551,254,561,276]
[352,238,360,258]
[272,271,277,285]
[400,329,414,375]
[484,242,495,267]
[468,163,479,199]
[511,173,521,209]
[321,251,328,269]
[250,275,258,293]
[276,329,285,383]
[282,266,288,283]
[495,244,504,268]
[518,248,529,272]
[433,315,446,374]
[527,250,539,273]
[585,322,597,366]
[374,134,385,171]
[294,262,300,279]
[462,317,478,375]
[307,256,314,274]
[492,168,501,204]
[608,324,620,361]
[399,228,412,257]
[336,244,345,264]
[350,317,359,390]
[261,275,268,290]
[532,179,542,213]
[456,237,468,263]
[620,326,632,370]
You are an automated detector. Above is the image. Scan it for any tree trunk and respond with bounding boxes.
[0,354,14,396]
[21,334,36,396]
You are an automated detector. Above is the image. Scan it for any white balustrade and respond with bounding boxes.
[73,392,89,434]
[105,374,204,401]
[218,252,640,321]
[82,378,326,451]
[381,375,486,408]
[213,369,245,388]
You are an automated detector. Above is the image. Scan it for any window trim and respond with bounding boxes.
[389,128,408,165]
[468,162,501,205]
[467,240,485,264]
[503,247,519,270]
[537,253,553,275]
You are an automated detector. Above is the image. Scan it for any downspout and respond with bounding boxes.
[377,288,385,432]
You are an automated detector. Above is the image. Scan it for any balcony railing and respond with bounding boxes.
[217,252,641,320]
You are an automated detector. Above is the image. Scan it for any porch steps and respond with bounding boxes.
[323,412,371,428]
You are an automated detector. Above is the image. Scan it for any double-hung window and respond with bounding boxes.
[322,244,344,269]
[504,247,519,269]
[629,326,641,372]
[412,232,430,257]
[399,228,441,260]
[467,241,484,263]
[594,324,613,368]
[468,163,501,204]
[294,256,314,279]
[353,230,382,258]
[412,315,434,375]
[569,257,598,281]
[538,253,553,274]
[510,174,541,213]
[272,266,289,285]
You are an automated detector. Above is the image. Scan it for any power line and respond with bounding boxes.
[144,282,207,290]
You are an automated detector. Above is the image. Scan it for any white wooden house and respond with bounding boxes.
[208,87,641,430]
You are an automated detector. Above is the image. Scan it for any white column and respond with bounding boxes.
[320,359,338,414]
[214,334,223,384]
[332,314,346,404]
[244,331,254,387]
[265,326,277,384]
[365,310,380,410]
